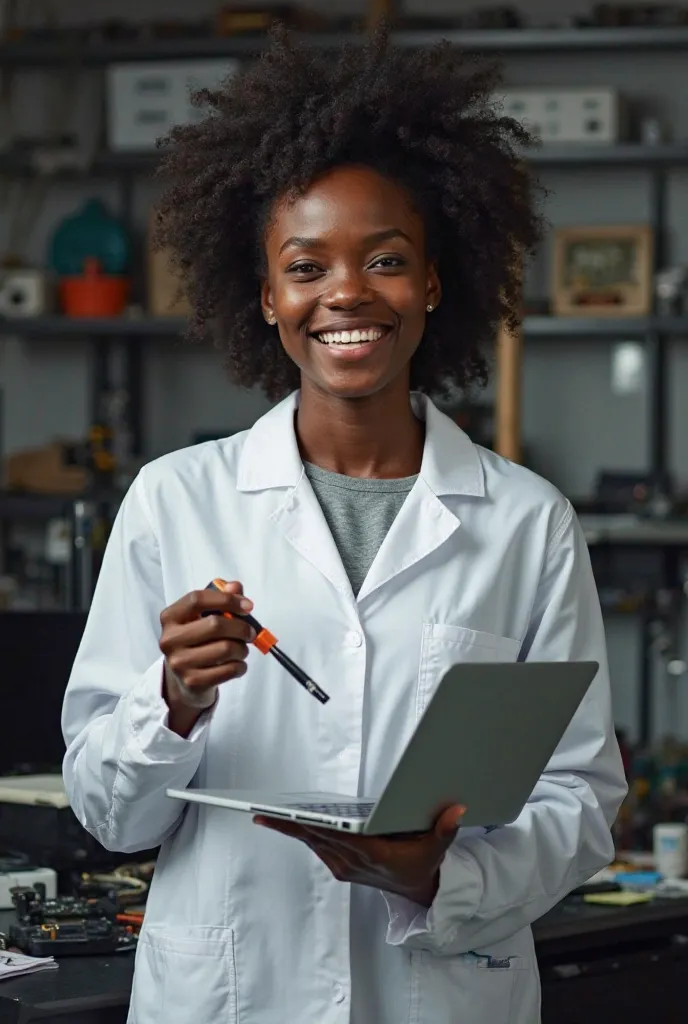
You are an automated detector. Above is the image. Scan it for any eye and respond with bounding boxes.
[369,255,406,270]
[286,261,323,276]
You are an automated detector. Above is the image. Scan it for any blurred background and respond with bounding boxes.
[1,2,688,1022]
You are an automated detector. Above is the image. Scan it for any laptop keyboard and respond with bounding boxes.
[291,801,375,819]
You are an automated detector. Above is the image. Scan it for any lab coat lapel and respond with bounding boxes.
[358,396,485,602]
[357,478,460,601]
[237,392,355,600]
[270,476,355,599]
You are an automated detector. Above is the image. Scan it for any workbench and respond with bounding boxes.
[1,897,687,1023]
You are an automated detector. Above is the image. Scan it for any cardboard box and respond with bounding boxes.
[6,443,88,494]
[147,213,191,317]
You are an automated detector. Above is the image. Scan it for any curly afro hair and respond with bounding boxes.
[154,27,543,402]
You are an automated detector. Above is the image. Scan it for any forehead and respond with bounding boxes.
[266,165,424,245]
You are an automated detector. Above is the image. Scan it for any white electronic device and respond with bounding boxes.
[107,59,239,151]
[500,88,625,145]
[0,867,57,910]
[0,270,51,318]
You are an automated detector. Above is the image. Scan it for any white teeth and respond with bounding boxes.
[316,328,386,345]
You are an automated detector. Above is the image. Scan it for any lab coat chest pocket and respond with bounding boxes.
[417,623,521,716]
[128,925,237,1024]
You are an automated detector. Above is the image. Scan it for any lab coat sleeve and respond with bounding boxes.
[383,501,628,955]
[62,468,213,854]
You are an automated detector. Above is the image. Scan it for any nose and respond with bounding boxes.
[323,264,374,311]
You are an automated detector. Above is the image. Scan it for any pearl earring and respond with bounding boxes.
[266,314,276,325]
[426,304,434,313]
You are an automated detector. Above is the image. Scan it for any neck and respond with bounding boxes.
[296,377,424,478]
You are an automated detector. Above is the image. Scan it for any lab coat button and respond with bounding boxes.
[345,630,363,647]
[333,983,346,1004]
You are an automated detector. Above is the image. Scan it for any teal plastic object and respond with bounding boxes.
[48,198,130,277]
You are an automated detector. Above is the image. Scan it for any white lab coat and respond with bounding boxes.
[62,391,626,1024]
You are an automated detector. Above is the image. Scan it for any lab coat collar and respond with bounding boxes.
[236,391,485,498]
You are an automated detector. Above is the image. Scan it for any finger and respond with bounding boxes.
[253,816,313,841]
[167,639,250,671]
[296,826,374,863]
[316,848,359,883]
[434,805,466,842]
[252,818,359,864]
[160,615,256,657]
[160,584,253,627]
[170,661,248,693]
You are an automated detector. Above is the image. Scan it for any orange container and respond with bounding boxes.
[60,257,130,317]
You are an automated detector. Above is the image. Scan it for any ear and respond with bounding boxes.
[426,261,442,312]
[260,279,275,324]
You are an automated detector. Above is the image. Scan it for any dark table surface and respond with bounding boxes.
[2,897,688,1018]
[0,911,133,1019]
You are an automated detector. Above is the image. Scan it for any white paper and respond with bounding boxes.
[0,950,58,980]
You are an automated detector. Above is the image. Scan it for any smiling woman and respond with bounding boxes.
[61,23,626,1024]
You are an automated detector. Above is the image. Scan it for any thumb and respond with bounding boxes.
[216,579,244,595]
[435,805,466,841]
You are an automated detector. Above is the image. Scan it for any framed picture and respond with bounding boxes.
[552,225,653,317]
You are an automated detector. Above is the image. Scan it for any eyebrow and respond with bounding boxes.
[278,227,414,256]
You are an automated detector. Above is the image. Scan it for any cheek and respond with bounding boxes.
[380,275,426,317]
[274,281,314,322]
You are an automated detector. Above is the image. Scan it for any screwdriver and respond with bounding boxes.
[205,580,330,705]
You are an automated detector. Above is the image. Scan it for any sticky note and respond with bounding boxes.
[583,891,653,906]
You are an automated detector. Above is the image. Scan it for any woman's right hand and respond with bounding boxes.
[159,581,256,735]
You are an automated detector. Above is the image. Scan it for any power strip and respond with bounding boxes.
[0,868,57,910]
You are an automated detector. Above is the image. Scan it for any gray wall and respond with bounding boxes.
[2,0,688,742]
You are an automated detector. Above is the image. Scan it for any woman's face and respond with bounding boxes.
[262,165,441,400]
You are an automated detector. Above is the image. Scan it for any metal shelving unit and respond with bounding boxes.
[3,312,688,339]
[0,315,185,336]
[5,142,688,179]
[529,143,688,168]
[0,28,686,479]
[524,316,688,338]
[2,25,688,66]
[2,24,688,741]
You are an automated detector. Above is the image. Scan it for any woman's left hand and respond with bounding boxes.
[254,805,465,907]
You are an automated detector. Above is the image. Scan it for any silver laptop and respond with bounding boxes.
[167,661,598,836]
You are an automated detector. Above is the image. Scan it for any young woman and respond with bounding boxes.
[62,29,626,1024]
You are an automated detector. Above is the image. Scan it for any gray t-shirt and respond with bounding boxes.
[304,463,418,595]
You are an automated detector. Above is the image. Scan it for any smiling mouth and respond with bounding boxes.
[312,326,391,347]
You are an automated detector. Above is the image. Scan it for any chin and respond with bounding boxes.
[312,372,395,400]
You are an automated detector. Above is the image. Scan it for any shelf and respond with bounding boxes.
[579,514,688,546]
[523,316,688,337]
[0,315,186,337]
[391,26,688,54]
[0,150,162,179]
[3,26,688,67]
[0,490,123,520]
[0,492,86,520]
[2,491,687,547]
[2,314,688,339]
[528,143,688,167]
[5,143,688,182]
[94,143,688,173]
